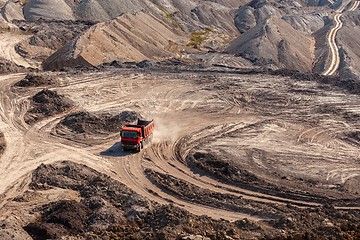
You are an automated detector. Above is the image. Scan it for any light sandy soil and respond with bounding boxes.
[0,68,359,227]
[0,33,35,68]
[322,0,360,75]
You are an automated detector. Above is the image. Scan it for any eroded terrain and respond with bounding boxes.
[0,66,359,239]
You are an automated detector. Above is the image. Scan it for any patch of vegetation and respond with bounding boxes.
[156,5,183,30]
[187,28,213,49]
[165,11,175,21]
[20,0,29,6]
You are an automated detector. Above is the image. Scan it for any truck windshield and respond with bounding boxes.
[121,131,139,138]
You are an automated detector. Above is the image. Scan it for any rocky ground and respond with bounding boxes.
[14,73,55,87]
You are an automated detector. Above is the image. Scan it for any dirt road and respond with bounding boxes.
[323,0,359,75]
[0,68,359,224]
[0,33,33,68]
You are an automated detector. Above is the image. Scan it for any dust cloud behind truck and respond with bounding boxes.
[120,119,155,152]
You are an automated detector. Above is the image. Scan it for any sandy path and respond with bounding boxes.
[0,70,359,223]
[0,73,258,221]
[0,33,33,68]
[0,74,114,203]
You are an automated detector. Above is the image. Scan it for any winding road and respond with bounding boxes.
[0,33,34,68]
[323,0,359,75]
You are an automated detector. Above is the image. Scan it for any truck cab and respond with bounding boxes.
[120,119,154,152]
[121,127,143,151]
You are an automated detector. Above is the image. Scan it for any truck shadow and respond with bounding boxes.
[100,142,137,157]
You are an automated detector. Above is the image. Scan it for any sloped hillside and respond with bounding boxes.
[19,0,241,69]
[227,16,314,71]
[24,0,76,21]
[228,0,328,71]
[42,12,185,70]
[1,0,24,22]
[22,0,239,34]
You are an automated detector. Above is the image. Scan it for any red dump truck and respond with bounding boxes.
[120,119,155,152]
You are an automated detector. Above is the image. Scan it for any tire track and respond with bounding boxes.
[323,1,359,75]
[146,125,324,206]
[1,70,359,224]
[113,150,258,221]
[0,33,35,68]
[323,13,343,76]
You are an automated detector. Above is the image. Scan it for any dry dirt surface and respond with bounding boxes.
[0,33,35,68]
[0,66,359,239]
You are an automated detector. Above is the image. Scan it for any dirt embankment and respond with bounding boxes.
[145,169,282,218]
[0,57,26,74]
[14,161,360,240]
[227,16,314,72]
[23,161,262,240]
[186,151,267,187]
[42,12,185,70]
[53,110,140,144]
[144,169,360,239]
[25,89,74,124]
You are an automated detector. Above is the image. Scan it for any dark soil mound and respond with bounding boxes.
[0,132,5,156]
[0,57,26,74]
[145,169,280,218]
[24,161,360,240]
[25,161,252,240]
[343,131,360,146]
[25,200,90,239]
[14,19,95,50]
[187,151,334,204]
[25,89,73,124]
[144,169,360,239]
[59,110,139,134]
[14,73,54,87]
[188,152,260,184]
